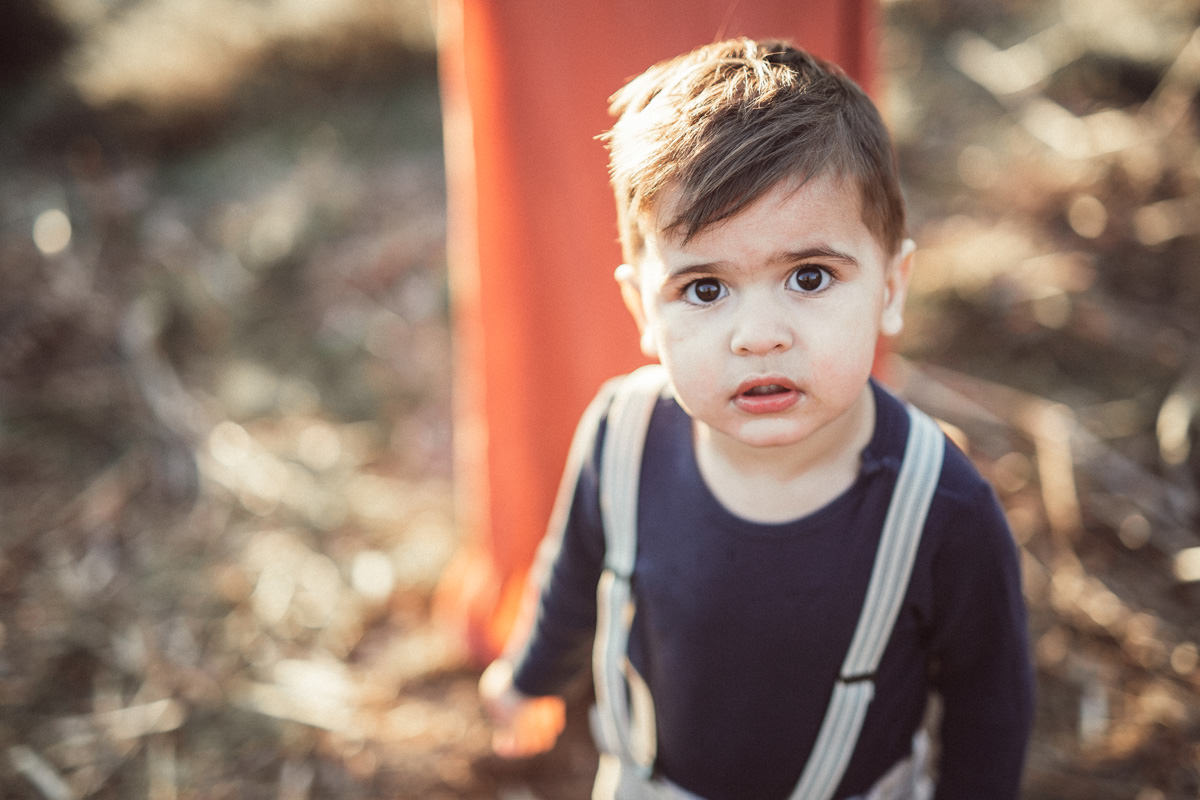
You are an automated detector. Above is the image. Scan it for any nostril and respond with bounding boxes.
[732,331,792,355]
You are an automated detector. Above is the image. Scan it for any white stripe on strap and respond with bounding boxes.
[843,409,943,677]
[794,680,876,799]
[789,406,944,800]
[600,366,666,578]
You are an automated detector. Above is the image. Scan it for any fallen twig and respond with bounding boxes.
[892,357,1200,556]
[8,745,76,800]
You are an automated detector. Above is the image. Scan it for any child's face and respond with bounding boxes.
[617,172,913,450]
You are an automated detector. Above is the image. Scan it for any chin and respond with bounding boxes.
[725,420,812,449]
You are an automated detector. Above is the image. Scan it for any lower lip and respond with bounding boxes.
[733,389,800,414]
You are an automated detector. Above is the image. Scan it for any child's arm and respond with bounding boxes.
[478,658,566,758]
[929,483,1035,799]
[477,380,619,758]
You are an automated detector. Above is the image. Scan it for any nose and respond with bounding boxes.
[729,293,794,356]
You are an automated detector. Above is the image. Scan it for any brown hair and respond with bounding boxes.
[603,37,906,261]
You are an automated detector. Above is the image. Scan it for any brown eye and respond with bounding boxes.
[788,266,832,293]
[684,278,727,304]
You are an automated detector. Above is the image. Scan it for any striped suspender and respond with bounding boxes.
[593,367,945,796]
[788,406,944,800]
[594,365,669,774]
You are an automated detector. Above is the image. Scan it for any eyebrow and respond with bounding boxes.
[665,246,860,279]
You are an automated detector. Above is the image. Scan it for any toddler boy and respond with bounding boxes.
[479,38,1034,800]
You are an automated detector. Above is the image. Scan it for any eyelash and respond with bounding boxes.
[680,266,836,305]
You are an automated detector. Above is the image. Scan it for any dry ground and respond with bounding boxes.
[1,1,1198,797]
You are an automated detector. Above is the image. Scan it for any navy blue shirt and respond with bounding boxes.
[512,378,1034,799]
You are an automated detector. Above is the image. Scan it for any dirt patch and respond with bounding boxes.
[1,1,1198,798]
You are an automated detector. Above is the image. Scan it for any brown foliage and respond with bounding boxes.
[0,1,1197,798]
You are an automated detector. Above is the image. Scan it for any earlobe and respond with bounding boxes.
[881,308,904,338]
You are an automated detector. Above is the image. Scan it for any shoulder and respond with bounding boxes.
[575,365,686,485]
[589,365,671,419]
[592,365,686,444]
[924,426,1020,583]
[871,380,1003,513]
[871,380,1012,549]
[935,433,1004,513]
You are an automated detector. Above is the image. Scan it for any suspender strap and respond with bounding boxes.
[592,369,944,795]
[788,406,945,800]
[593,365,669,773]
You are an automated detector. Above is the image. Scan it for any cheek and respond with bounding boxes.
[658,329,711,373]
[653,308,707,350]
[805,309,881,376]
[810,348,875,388]
[654,323,720,387]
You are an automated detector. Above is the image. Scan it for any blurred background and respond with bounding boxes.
[0,0,1198,798]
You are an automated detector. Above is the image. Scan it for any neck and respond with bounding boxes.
[692,385,877,523]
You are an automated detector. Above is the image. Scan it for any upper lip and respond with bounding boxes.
[734,376,799,397]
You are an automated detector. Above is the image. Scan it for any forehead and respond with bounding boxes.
[643,172,881,262]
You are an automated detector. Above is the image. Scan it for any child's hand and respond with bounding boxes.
[478,659,566,758]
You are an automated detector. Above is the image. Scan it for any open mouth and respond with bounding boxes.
[741,383,791,397]
[733,378,801,414]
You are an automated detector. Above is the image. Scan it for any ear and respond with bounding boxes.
[880,239,916,338]
[614,263,659,359]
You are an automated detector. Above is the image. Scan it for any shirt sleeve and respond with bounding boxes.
[929,480,1035,799]
[508,389,611,697]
